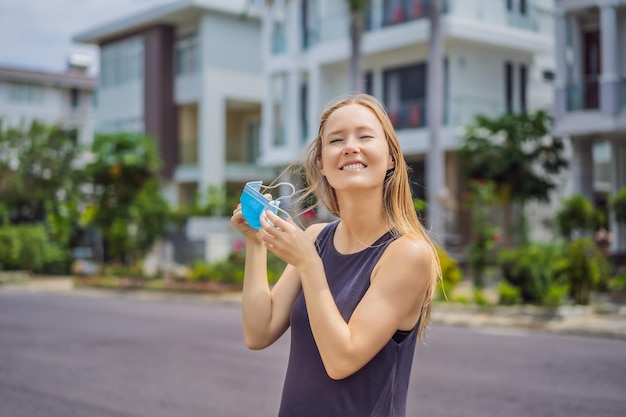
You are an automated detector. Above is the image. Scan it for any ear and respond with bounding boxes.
[387,154,395,171]
[318,158,326,176]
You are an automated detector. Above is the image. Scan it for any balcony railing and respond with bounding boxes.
[383,0,432,27]
[566,80,600,112]
[388,100,427,130]
[179,140,198,165]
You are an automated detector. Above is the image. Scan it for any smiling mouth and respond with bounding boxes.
[341,163,366,171]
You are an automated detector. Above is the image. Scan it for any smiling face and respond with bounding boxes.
[318,103,395,193]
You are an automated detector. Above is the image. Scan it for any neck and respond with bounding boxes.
[335,189,389,250]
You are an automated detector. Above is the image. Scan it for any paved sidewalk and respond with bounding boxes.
[2,277,626,340]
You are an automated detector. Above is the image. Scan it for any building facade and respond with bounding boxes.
[260,0,556,247]
[74,0,275,209]
[0,59,96,147]
[553,0,626,251]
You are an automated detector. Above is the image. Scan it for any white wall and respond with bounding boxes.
[202,13,262,73]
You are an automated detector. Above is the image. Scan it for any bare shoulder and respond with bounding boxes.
[373,236,434,289]
[304,222,329,240]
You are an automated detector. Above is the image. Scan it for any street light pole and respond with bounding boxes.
[426,0,446,246]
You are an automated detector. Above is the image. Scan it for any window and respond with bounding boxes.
[519,64,527,113]
[383,63,427,129]
[506,0,513,11]
[175,33,199,76]
[542,70,554,81]
[300,81,308,143]
[8,83,44,105]
[100,37,143,89]
[70,88,80,108]
[505,61,514,113]
[364,71,373,96]
[520,0,527,15]
[271,74,287,146]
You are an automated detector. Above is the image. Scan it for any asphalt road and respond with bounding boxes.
[1,291,625,417]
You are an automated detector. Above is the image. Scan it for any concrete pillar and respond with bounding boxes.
[307,65,321,141]
[572,138,594,202]
[426,0,446,246]
[260,10,274,164]
[287,70,300,153]
[600,3,619,114]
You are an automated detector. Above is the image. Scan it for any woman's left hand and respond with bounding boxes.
[259,211,317,269]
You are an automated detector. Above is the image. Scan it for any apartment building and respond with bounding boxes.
[553,0,626,251]
[73,0,274,208]
[0,57,96,146]
[260,0,555,245]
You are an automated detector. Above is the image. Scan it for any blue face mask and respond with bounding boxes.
[240,181,295,229]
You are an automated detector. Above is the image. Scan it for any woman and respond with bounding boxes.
[231,93,442,417]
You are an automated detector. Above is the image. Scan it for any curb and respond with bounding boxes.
[2,278,626,340]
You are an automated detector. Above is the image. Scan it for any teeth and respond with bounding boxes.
[342,163,365,171]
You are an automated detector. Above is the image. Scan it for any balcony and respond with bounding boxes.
[566,80,600,112]
[620,80,626,110]
[389,100,427,130]
[383,0,431,27]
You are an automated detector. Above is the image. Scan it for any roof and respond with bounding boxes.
[0,65,96,90]
[73,0,258,45]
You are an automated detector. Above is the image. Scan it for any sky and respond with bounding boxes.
[0,0,173,75]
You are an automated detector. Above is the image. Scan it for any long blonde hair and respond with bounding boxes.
[287,94,442,341]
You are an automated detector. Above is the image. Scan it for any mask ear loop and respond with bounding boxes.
[259,182,296,224]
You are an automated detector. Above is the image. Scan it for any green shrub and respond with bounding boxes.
[565,237,608,304]
[608,275,626,292]
[498,281,521,305]
[473,289,490,306]
[435,246,463,300]
[188,250,286,286]
[544,284,569,308]
[0,224,66,273]
[498,243,566,305]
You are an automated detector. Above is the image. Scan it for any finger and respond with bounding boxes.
[265,210,292,230]
[263,193,272,201]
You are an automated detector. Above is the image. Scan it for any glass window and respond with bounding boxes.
[99,37,144,89]
[175,33,199,76]
[8,83,44,105]
[271,74,287,146]
[505,61,514,113]
[383,63,427,129]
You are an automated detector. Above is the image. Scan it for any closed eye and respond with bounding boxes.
[360,135,373,140]
[329,138,343,143]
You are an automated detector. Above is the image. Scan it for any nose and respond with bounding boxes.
[342,136,360,154]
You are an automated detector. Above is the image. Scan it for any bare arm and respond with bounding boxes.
[232,204,326,349]
[260,211,431,379]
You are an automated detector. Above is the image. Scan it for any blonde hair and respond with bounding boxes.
[286,93,442,341]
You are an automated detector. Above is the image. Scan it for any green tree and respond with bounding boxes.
[0,119,81,225]
[555,194,595,241]
[459,110,568,246]
[82,133,169,264]
[466,180,498,289]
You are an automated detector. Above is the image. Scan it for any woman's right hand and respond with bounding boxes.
[231,203,258,241]
[231,194,273,242]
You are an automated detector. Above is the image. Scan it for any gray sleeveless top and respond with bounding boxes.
[278,221,419,417]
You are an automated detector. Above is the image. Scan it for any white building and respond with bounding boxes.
[73,0,275,209]
[553,0,626,251]
[0,58,96,146]
[260,0,556,246]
